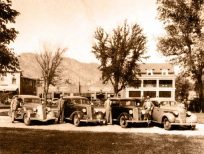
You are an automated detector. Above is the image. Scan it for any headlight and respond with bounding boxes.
[94,109,99,113]
[173,111,179,116]
[82,108,86,113]
[129,110,133,114]
[141,110,146,114]
[33,108,37,112]
[186,111,192,117]
[46,107,51,112]
[96,113,103,119]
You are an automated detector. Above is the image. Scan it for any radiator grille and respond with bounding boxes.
[133,108,138,120]
[179,112,186,123]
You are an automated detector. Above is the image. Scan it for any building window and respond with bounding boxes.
[134,80,141,88]
[144,91,156,98]
[162,69,168,75]
[159,91,171,98]
[146,69,153,75]
[159,80,172,87]
[2,72,7,76]
[129,91,141,97]
[144,80,156,87]
[12,77,16,84]
[0,76,4,81]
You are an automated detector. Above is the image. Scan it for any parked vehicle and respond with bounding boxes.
[63,96,106,126]
[110,98,150,128]
[91,99,106,115]
[8,95,56,125]
[152,100,197,130]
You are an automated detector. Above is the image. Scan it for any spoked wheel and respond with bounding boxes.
[73,114,80,127]
[119,115,128,128]
[24,113,31,126]
[163,118,171,130]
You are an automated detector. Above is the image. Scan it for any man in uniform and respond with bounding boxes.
[142,96,154,120]
[104,97,112,124]
[58,94,65,124]
[10,95,19,123]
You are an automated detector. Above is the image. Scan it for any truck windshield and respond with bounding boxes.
[24,98,41,104]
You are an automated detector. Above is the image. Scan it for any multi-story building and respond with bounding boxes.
[124,63,176,101]
[0,71,37,99]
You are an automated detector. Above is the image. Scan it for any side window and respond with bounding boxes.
[1,76,4,81]
[65,99,72,105]
[161,69,168,75]
[126,101,131,106]
[111,101,119,107]
[146,70,153,75]
[12,77,16,84]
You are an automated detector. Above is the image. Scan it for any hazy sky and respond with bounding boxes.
[10,0,166,63]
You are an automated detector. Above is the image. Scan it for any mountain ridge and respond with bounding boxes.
[19,52,102,86]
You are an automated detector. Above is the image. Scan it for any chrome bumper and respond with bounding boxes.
[126,119,151,123]
[80,118,106,124]
[171,122,197,126]
[30,117,56,122]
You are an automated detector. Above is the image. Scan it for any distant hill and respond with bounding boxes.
[18,53,102,86]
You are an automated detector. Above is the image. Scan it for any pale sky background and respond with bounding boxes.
[10,0,166,64]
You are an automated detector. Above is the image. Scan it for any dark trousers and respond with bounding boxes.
[58,109,64,123]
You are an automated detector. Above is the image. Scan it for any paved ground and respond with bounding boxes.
[0,115,204,137]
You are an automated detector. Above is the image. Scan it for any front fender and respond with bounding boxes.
[70,111,83,120]
[162,113,175,123]
[117,112,130,121]
[24,110,33,117]
[186,114,197,123]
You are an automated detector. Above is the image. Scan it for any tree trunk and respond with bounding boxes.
[43,82,49,106]
[114,83,119,97]
[197,75,204,112]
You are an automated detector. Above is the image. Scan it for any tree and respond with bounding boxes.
[92,21,146,96]
[0,0,20,72]
[157,0,204,112]
[35,44,67,103]
[175,72,193,101]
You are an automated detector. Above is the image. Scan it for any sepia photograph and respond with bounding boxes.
[0,0,204,153]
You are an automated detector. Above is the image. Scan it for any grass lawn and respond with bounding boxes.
[0,128,204,154]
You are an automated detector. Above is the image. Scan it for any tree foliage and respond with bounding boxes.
[175,72,193,101]
[92,21,146,96]
[157,0,204,112]
[0,0,20,72]
[35,44,67,103]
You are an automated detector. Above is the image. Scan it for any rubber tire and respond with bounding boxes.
[119,115,128,128]
[24,113,31,126]
[73,114,80,127]
[163,118,171,130]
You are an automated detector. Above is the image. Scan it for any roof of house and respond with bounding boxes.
[139,63,174,73]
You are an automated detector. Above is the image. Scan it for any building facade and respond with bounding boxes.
[37,83,114,101]
[125,63,176,101]
[0,71,37,102]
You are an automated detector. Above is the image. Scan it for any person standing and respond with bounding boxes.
[142,96,154,120]
[104,97,112,124]
[58,94,65,124]
[182,98,188,110]
[10,95,19,123]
